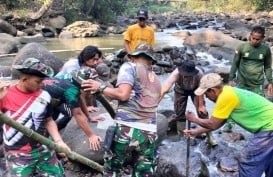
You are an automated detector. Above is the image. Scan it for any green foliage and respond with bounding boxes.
[1,0,273,25]
[64,0,129,24]
[249,0,273,10]
[182,0,255,13]
[89,0,128,23]
[0,0,19,9]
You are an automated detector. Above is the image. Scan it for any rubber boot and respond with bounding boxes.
[222,122,233,133]
[207,132,218,147]
[176,121,186,135]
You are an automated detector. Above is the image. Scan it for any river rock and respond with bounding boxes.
[218,157,239,172]
[48,15,66,30]
[17,34,46,44]
[156,140,209,177]
[184,29,242,50]
[11,42,64,79]
[0,19,17,36]
[0,66,12,77]
[62,107,168,163]
[0,33,20,55]
[62,21,102,38]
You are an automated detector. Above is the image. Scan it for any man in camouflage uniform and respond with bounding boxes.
[82,44,161,177]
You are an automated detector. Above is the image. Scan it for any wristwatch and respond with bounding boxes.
[98,84,107,93]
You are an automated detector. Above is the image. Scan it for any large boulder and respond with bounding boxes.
[62,107,168,163]
[48,15,66,30]
[11,42,64,79]
[184,29,242,50]
[0,19,17,36]
[62,21,103,38]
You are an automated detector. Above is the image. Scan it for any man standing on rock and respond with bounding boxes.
[184,73,273,177]
[160,60,217,146]
[228,25,273,96]
[124,8,155,53]
[82,44,161,177]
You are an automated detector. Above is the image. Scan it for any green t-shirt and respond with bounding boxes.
[212,86,273,133]
[228,42,272,86]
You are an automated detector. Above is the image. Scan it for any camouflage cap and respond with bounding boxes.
[194,73,223,96]
[127,44,156,64]
[71,66,98,87]
[13,58,54,78]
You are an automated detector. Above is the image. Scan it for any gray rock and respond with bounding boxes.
[17,34,46,44]
[0,33,20,55]
[11,42,64,79]
[218,157,239,172]
[0,19,17,36]
[156,140,209,177]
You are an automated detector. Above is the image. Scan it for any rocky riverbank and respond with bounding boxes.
[1,10,273,177]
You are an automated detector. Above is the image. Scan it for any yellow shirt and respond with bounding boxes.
[212,86,239,119]
[124,24,155,52]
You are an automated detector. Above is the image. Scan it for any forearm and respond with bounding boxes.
[74,112,94,137]
[79,94,90,119]
[264,51,273,83]
[193,117,216,130]
[197,95,205,107]
[265,68,273,83]
[124,40,131,53]
[46,117,63,142]
[228,54,241,81]
[102,86,130,101]
[194,127,212,135]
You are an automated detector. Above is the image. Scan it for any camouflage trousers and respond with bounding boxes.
[5,145,65,177]
[103,124,157,177]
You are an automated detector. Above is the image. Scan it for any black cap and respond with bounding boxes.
[178,60,199,76]
[137,9,148,19]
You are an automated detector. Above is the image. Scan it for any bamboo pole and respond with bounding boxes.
[0,113,103,172]
[0,48,115,58]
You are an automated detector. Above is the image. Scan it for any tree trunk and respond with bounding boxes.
[30,0,54,21]
[86,0,96,16]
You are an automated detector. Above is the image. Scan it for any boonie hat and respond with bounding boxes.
[71,66,98,87]
[13,58,54,78]
[127,44,156,64]
[194,73,223,96]
[178,60,199,76]
[137,9,148,19]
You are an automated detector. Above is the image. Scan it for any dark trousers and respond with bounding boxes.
[52,104,72,130]
[174,91,197,121]
[239,130,273,177]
